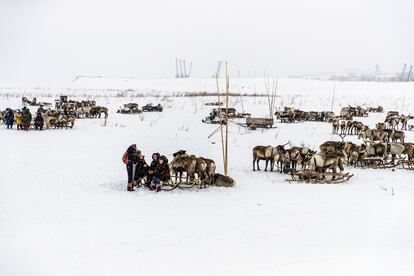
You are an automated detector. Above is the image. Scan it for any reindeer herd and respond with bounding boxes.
[254,105,414,183]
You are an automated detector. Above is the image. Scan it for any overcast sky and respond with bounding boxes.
[0,0,413,83]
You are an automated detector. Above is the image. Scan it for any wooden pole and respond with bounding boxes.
[224,62,229,176]
[216,77,225,173]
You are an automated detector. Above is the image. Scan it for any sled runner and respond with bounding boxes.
[400,160,414,170]
[287,170,354,184]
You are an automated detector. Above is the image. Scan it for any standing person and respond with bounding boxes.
[22,107,32,130]
[5,109,14,129]
[122,144,140,191]
[34,112,44,130]
[151,155,170,192]
[15,110,23,130]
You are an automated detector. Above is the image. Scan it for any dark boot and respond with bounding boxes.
[127,183,135,191]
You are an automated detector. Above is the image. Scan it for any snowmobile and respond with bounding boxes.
[142,103,163,112]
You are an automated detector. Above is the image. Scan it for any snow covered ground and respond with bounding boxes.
[1,78,414,276]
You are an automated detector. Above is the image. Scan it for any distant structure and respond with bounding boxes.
[407,65,413,82]
[401,63,407,81]
[175,58,192,78]
[212,60,223,78]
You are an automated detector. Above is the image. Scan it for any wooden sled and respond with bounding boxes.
[287,170,354,184]
[400,160,414,171]
[363,158,400,169]
[161,177,206,191]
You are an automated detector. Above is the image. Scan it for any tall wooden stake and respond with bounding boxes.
[216,77,225,174]
[224,62,229,176]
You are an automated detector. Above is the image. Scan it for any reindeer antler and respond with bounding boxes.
[338,133,346,142]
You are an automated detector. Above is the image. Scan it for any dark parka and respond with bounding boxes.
[34,113,44,129]
[22,109,32,126]
[153,160,170,182]
[5,110,14,125]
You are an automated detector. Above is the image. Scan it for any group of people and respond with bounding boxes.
[123,144,170,192]
[4,107,33,130]
[3,107,46,131]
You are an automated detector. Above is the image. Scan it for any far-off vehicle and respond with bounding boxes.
[142,103,163,112]
[202,109,227,124]
[117,103,142,114]
[202,107,250,124]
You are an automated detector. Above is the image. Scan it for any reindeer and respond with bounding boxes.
[308,152,345,178]
[285,147,302,172]
[385,115,399,130]
[348,144,366,167]
[383,143,405,163]
[340,120,347,135]
[200,157,216,185]
[390,130,405,143]
[189,155,208,187]
[319,141,345,154]
[252,145,278,171]
[343,142,358,164]
[170,150,197,183]
[346,121,355,135]
[54,114,76,129]
[374,130,388,142]
[332,119,339,134]
[404,143,414,161]
[340,107,353,120]
[90,106,108,118]
[376,122,386,131]
[399,115,413,130]
[291,146,316,169]
[353,121,364,135]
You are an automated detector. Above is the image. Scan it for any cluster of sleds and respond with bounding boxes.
[252,106,414,184]
[123,145,235,192]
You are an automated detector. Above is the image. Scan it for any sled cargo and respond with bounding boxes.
[246,117,274,128]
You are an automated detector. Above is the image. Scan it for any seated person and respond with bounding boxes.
[151,155,170,192]
[146,153,160,185]
[134,154,149,185]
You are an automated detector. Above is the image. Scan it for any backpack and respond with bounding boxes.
[122,151,129,164]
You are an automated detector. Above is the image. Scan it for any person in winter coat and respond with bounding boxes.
[5,109,14,129]
[134,154,149,185]
[15,111,23,130]
[123,144,140,191]
[22,107,32,130]
[145,153,160,185]
[34,112,44,130]
[151,155,170,192]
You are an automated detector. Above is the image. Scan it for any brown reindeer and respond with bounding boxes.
[399,115,413,130]
[252,145,278,171]
[319,141,346,154]
[332,119,339,134]
[340,120,346,135]
[308,152,344,178]
[170,150,197,183]
[376,122,386,131]
[201,157,216,185]
[390,130,405,143]
[90,106,109,118]
[404,143,414,161]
